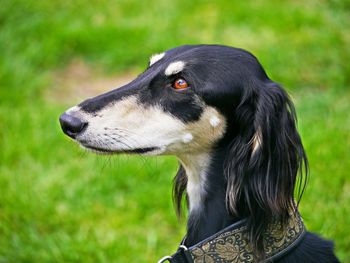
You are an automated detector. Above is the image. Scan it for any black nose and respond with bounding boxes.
[59,113,88,138]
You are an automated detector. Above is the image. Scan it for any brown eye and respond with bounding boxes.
[173,78,189,90]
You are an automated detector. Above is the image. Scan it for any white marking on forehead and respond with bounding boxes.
[182,133,193,143]
[209,116,220,127]
[165,61,185,76]
[149,52,165,66]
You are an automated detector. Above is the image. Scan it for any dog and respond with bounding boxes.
[59,45,339,262]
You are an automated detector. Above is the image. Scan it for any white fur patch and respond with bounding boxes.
[149,52,165,66]
[165,61,185,76]
[182,133,193,143]
[209,115,220,127]
[178,153,210,212]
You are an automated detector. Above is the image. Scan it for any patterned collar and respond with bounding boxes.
[158,211,305,263]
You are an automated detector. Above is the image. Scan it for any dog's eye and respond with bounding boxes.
[173,78,189,90]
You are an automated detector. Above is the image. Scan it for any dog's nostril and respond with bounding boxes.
[59,113,88,138]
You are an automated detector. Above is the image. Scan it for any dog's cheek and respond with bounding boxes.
[168,107,227,154]
[189,107,227,149]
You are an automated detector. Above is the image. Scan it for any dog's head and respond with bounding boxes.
[59,45,274,156]
[60,45,308,252]
[59,45,251,157]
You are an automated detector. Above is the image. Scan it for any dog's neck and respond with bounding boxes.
[177,147,235,246]
[178,153,209,213]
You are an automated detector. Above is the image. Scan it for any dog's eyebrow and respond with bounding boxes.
[165,61,185,76]
[149,52,165,66]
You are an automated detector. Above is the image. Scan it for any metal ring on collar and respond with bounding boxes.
[157,255,172,263]
[179,245,188,251]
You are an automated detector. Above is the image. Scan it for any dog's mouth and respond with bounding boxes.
[82,144,160,155]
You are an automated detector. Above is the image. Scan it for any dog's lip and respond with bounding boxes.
[81,144,159,154]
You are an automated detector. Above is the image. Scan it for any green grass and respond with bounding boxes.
[0,0,349,262]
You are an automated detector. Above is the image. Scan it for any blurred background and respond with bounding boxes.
[0,0,349,262]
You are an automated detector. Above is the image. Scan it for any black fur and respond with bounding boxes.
[167,45,338,261]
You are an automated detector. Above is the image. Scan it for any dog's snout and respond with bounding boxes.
[59,113,87,138]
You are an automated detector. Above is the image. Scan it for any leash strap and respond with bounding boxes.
[158,212,306,263]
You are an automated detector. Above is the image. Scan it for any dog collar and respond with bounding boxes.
[158,211,305,263]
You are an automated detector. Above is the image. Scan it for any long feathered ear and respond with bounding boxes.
[224,80,308,253]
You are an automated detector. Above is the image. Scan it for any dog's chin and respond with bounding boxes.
[80,144,162,156]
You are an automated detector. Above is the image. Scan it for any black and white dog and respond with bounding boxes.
[60,45,339,262]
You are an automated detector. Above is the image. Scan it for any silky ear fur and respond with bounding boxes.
[224,80,308,253]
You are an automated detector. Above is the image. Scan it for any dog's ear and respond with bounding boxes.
[224,80,308,251]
